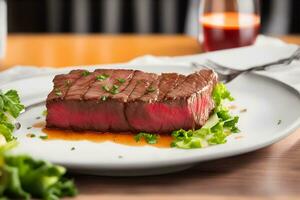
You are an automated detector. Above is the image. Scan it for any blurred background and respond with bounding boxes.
[5,0,300,36]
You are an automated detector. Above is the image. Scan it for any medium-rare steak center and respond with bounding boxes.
[46,69,218,133]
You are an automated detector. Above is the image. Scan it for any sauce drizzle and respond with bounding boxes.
[34,122,172,148]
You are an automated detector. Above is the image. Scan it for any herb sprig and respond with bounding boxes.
[81,70,91,77]
[96,74,109,81]
[134,133,159,144]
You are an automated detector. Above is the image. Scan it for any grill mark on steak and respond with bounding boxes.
[166,70,212,100]
[84,69,115,100]
[157,73,178,102]
[127,71,158,102]
[157,73,187,101]
[46,68,218,133]
[65,70,99,100]
[139,74,160,103]
[47,70,84,101]
[109,69,135,101]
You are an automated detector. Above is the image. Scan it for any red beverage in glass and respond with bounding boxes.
[201,12,260,51]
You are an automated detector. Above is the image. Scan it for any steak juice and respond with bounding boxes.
[201,12,260,51]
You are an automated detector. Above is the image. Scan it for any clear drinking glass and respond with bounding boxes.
[199,0,260,52]
[0,0,7,60]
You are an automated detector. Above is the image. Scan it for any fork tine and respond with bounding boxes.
[206,60,238,75]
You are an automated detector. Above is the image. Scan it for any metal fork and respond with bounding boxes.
[192,47,300,83]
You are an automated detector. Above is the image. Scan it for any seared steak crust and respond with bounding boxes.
[46,69,218,133]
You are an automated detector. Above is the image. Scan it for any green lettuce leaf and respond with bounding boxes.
[171,83,240,149]
[0,90,24,142]
[0,89,77,200]
[0,90,25,118]
[0,142,77,200]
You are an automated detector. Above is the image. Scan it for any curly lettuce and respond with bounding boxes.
[0,90,25,142]
[0,141,77,200]
[0,90,77,200]
[171,83,240,149]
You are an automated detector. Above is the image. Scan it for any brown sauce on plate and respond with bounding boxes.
[33,122,172,148]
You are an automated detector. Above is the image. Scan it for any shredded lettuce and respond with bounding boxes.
[171,83,240,149]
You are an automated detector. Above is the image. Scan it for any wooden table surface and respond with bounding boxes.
[1,34,300,200]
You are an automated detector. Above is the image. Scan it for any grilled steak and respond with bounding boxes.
[46,69,218,133]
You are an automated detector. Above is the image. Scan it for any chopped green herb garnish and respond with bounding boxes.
[117,78,126,83]
[55,88,62,96]
[96,74,109,81]
[134,133,159,144]
[100,96,108,101]
[112,85,119,90]
[171,83,240,149]
[39,135,48,140]
[111,89,119,94]
[277,120,282,125]
[110,85,120,94]
[71,147,75,151]
[81,70,91,76]
[26,133,35,138]
[64,80,71,87]
[42,110,48,116]
[36,116,41,120]
[102,85,110,92]
[27,127,32,130]
[146,86,156,93]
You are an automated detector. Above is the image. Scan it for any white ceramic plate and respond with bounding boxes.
[1,64,300,176]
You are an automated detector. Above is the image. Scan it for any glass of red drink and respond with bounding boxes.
[199,0,260,52]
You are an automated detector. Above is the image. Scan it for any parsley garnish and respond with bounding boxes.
[134,133,159,144]
[39,135,48,140]
[277,120,282,125]
[110,85,119,94]
[117,78,126,83]
[100,96,108,101]
[81,70,90,76]
[102,85,110,92]
[26,133,35,138]
[71,147,75,151]
[146,86,156,93]
[111,89,119,95]
[102,85,119,94]
[64,80,71,87]
[96,74,109,81]
[54,88,62,96]
[112,85,119,90]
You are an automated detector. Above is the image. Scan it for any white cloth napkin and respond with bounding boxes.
[0,35,299,93]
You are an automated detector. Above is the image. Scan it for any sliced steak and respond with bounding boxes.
[46,68,218,133]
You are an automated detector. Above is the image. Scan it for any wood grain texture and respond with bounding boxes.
[1,34,300,200]
[0,34,202,70]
